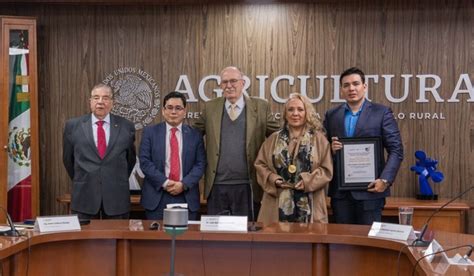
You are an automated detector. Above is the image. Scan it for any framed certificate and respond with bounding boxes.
[335,137,384,191]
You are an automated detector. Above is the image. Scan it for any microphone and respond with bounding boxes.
[412,185,474,247]
[462,245,473,261]
[0,207,19,237]
[248,182,262,232]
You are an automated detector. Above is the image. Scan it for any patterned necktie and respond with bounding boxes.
[169,127,180,181]
[96,121,106,159]
[229,104,237,121]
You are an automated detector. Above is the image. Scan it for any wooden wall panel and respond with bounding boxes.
[38,6,98,215]
[0,1,472,231]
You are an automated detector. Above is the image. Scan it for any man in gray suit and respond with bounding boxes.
[193,66,279,220]
[63,84,136,219]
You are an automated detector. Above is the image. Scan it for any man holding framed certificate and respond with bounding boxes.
[323,67,403,225]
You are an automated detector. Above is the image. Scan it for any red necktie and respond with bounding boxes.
[96,121,106,159]
[169,127,180,181]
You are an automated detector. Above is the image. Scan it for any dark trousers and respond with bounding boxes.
[207,184,259,221]
[145,192,198,220]
[331,193,385,225]
[72,202,129,219]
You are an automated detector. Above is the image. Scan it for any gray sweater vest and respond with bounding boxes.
[214,106,249,185]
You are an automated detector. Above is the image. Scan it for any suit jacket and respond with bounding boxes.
[139,122,206,212]
[323,101,403,200]
[193,95,280,202]
[63,113,136,216]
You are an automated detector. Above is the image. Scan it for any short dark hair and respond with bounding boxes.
[340,67,366,85]
[163,91,187,107]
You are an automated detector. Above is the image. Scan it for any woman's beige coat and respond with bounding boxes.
[254,131,333,225]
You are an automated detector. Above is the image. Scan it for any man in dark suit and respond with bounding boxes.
[63,84,136,219]
[140,92,206,220]
[193,66,279,220]
[323,67,403,225]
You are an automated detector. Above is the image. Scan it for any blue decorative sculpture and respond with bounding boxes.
[410,150,444,200]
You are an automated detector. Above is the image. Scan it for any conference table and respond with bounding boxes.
[57,194,472,233]
[0,220,472,275]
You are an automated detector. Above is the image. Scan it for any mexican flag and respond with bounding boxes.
[7,48,31,222]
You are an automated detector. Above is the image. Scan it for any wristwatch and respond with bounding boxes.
[381,179,390,187]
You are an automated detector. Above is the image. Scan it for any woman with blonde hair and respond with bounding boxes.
[255,93,333,224]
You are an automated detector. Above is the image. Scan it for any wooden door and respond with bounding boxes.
[0,16,39,222]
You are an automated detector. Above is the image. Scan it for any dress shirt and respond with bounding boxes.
[225,95,245,119]
[344,100,366,137]
[91,113,111,146]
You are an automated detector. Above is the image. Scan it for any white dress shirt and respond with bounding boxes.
[91,113,111,146]
[225,95,245,119]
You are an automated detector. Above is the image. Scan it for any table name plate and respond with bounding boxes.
[200,216,247,233]
[34,215,81,233]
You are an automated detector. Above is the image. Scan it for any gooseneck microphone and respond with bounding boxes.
[0,207,19,237]
[248,182,262,232]
[463,245,473,261]
[412,185,474,247]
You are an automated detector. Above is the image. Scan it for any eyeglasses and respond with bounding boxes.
[164,105,185,111]
[220,79,242,87]
[91,96,112,102]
